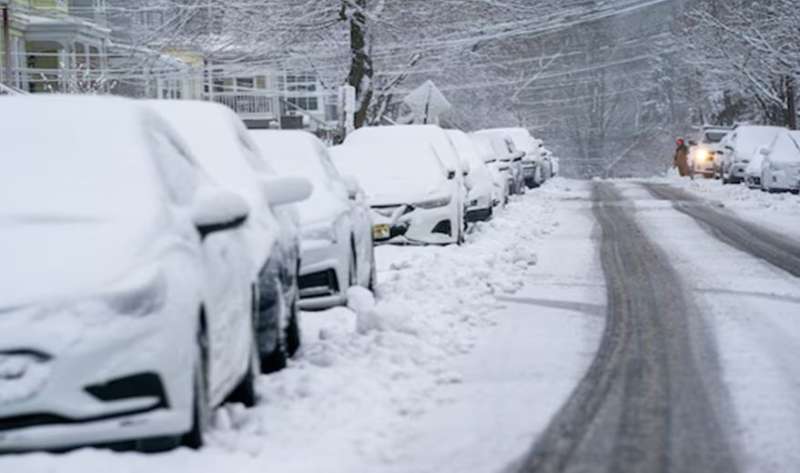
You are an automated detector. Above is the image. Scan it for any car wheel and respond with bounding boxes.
[285,294,301,358]
[349,239,358,287]
[183,321,210,449]
[260,288,288,373]
[367,247,377,292]
[226,307,259,407]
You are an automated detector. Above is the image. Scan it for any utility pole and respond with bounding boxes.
[2,1,11,87]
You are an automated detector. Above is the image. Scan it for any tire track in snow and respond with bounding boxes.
[516,181,738,473]
[642,183,800,278]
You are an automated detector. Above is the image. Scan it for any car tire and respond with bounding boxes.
[285,298,301,358]
[260,288,288,374]
[227,310,259,407]
[367,247,377,293]
[183,321,210,449]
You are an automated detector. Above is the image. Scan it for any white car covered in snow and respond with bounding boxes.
[475,128,534,191]
[445,129,496,222]
[149,101,312,372]
[759,129,800,194]
[345,125,467,243]
[330,141,462,245]
[721,126,782,185]
[0,97,260,451]
[471,133,512,206]
[745,147,767,189]
[250,131,376,310]
[689,126,730,178]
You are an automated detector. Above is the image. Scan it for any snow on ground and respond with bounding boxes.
[620,181,800,473]
[1,179,602,473]
[652,176,800,237]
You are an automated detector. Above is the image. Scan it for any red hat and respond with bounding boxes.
[676,138,685,145]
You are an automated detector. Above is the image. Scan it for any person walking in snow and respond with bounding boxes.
[673,138,691,178]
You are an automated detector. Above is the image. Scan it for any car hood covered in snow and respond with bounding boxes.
[0,96,166,309]
[329,143,449,206]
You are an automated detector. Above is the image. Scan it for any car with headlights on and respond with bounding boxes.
[760,129,800,194]
[688,126,730,178]
[345,125,467,243]
[721,126,782,185]
[330,141,462,245]
[250,130,376,310]
[0,96,262,452]
[445,129,495,222]
[148,101,311,373]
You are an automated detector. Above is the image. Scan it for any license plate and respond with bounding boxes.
[372,224,391,240]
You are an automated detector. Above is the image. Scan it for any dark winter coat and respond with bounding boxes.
[673,144,690,177]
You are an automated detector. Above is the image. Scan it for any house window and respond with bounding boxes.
[236,77,254,91]
[287,96,318,112]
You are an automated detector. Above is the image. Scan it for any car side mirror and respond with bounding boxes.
[192,188,250,238]
[689,140,698,146]
[725,145,734,152]
[261,176,313,206]
[759,147,770,156]
[341,174,360,200]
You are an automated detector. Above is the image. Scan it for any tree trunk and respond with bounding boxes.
[344,0,373,129]
[786,76,797,130]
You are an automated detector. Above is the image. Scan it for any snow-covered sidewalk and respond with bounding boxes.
[1,179,603,473]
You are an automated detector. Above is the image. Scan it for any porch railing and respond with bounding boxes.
[208,93,276,119]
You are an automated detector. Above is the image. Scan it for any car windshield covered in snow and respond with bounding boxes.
[1,98,164,223]
[329,143,447,202]
[704,131,728,143]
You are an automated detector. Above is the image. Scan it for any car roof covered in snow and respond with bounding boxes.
[329,142,447,203]
[344,125,463,173]
[768,129,800,164]
[733,126,784,158]
[475,127,537,153]
[250,130,344,223]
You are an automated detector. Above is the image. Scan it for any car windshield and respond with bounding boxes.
[705,131,728,143]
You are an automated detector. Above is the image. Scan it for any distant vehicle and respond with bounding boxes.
[476,127,544,188]
[720,126,782,185]
[689,126,731,178]
[474,129,529,192]
[150,101,311,372]
[445,129,495,222]
[330,141,464,245]
[760,129,800,194]
[251,130,376,309]
[345,125,467,243]
[0,96,260,451]
[470,133,512,206]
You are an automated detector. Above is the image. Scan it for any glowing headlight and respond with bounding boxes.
[415,195,452,209]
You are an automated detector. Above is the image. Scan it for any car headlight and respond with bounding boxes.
[97,267,167,317]
[415,195,452,209]
[302,221,338,243]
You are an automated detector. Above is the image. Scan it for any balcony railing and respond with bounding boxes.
[208,93,276,119]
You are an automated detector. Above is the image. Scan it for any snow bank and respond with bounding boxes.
[1,184,564,473]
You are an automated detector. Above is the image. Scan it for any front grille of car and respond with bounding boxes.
[85,373,169,408]
[432,220,452,236]
[299,269,339,298]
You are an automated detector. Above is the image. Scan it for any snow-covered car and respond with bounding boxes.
[149,101,311,372]
[689,126,730,178]
[250,130,376,310]
[330,141,464,244]
[745,147,767,189]
[445,129,495,222]
[476,128,539,189]
[721,126,782,184]
[0,96,260,452]
[470,133,512,206]
[345,125,467,242]
[760,129,800,194]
